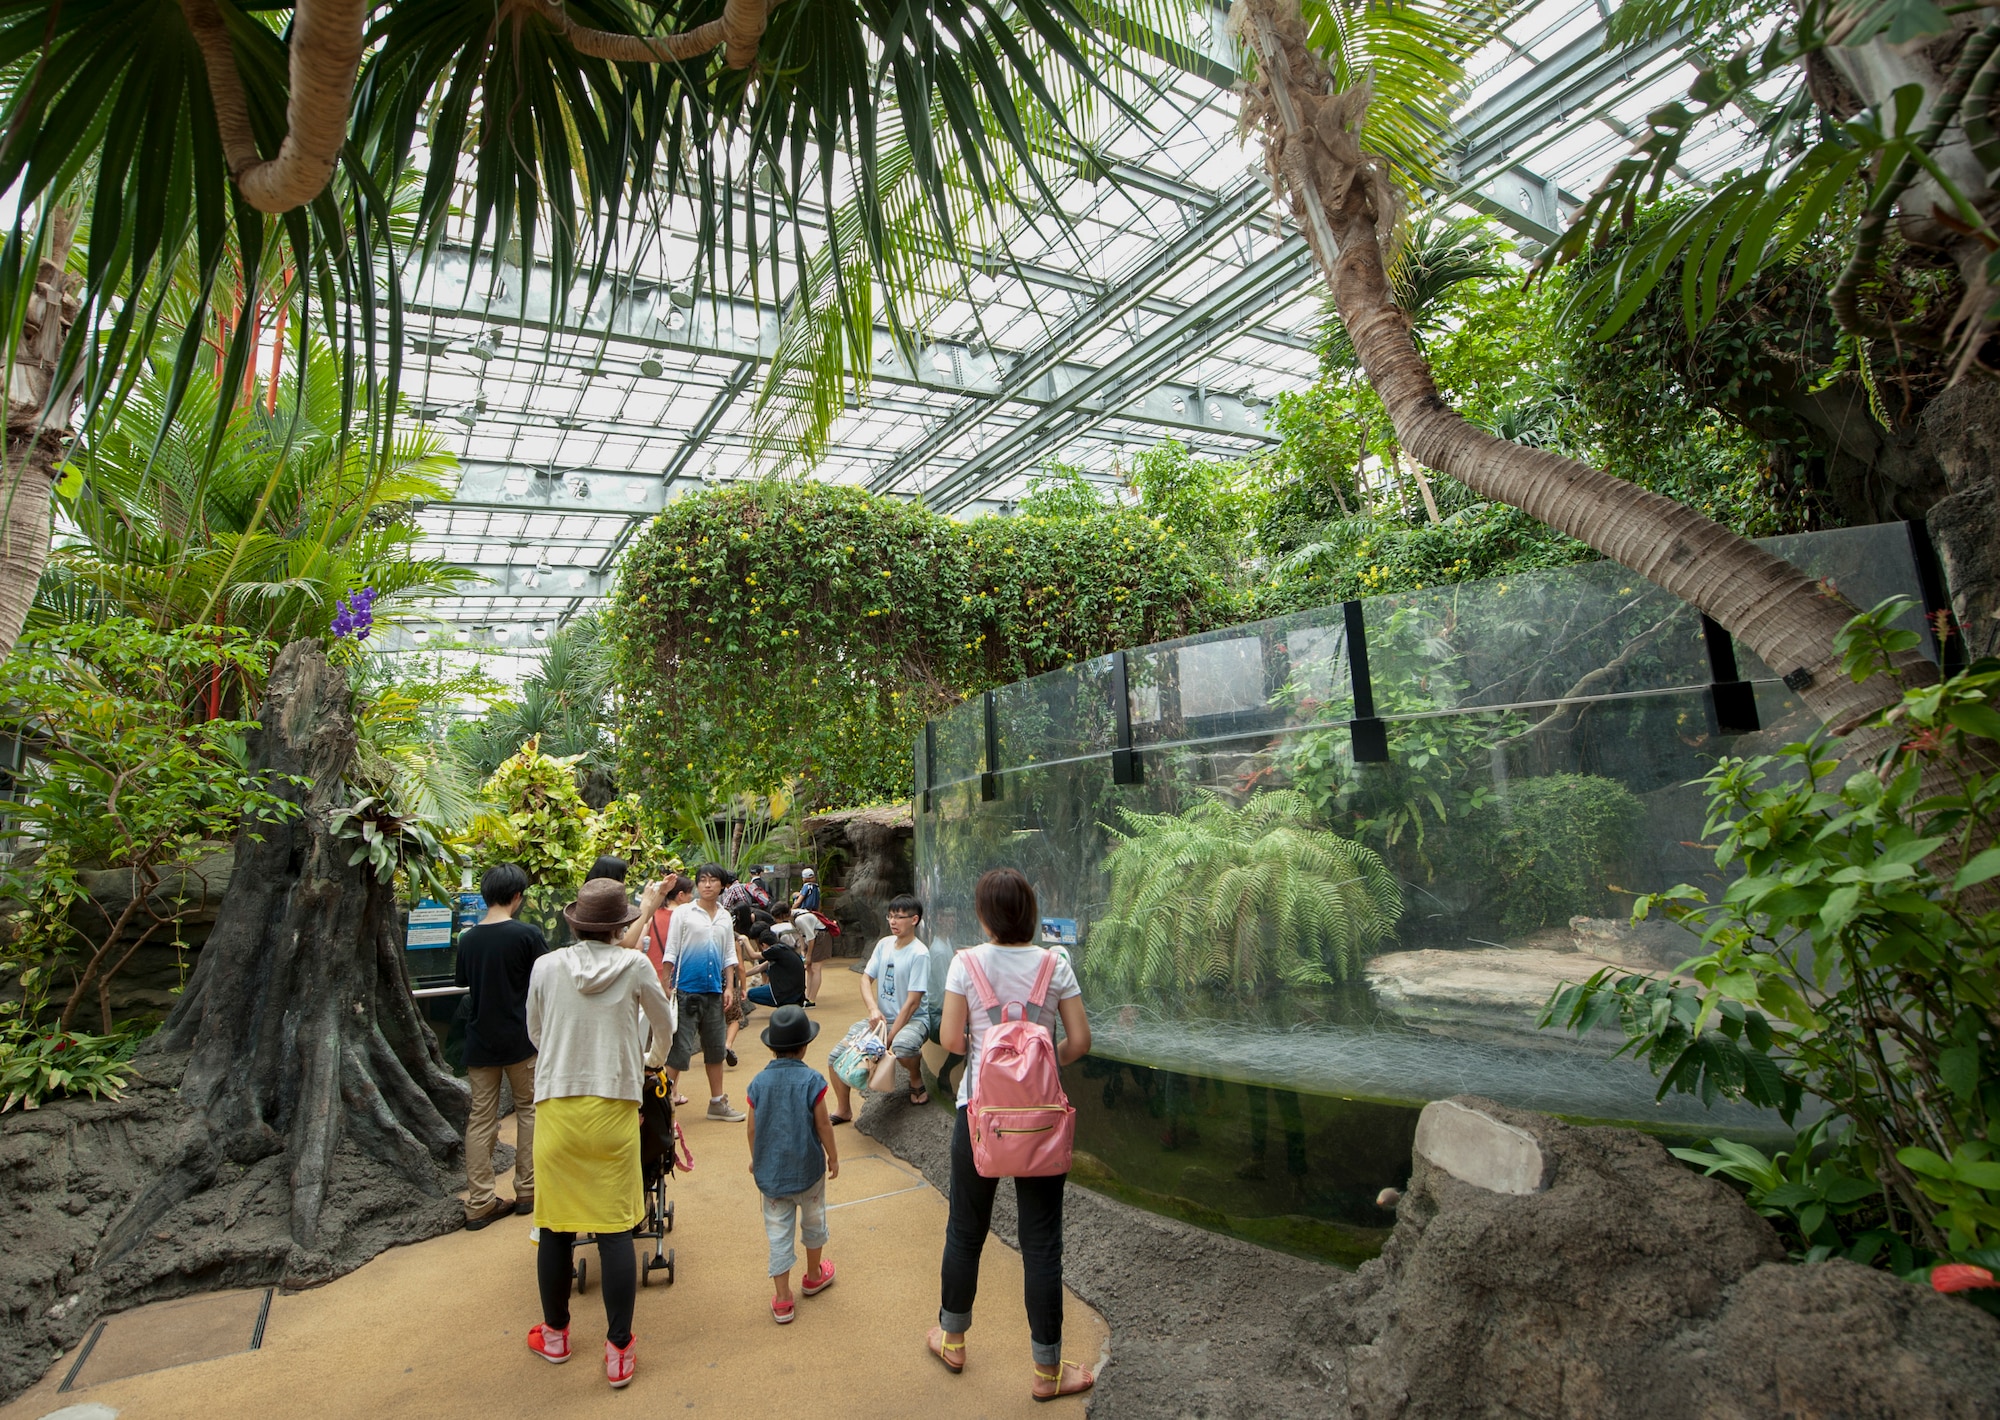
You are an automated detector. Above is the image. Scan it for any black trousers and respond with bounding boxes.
[938,1106,1067,1363]
[537,1228,637,1347]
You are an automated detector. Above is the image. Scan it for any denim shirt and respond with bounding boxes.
[745,1058,828,1198]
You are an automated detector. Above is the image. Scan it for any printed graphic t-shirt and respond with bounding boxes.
[865,935,931,1020]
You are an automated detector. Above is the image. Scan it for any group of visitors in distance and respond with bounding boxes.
[450,854,1097,1401]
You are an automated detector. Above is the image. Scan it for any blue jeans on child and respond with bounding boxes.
[762,1177,829,1276]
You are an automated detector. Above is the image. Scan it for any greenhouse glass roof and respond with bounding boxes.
[382,0,1768,659]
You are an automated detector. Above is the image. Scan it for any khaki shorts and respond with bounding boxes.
[795,912,833,962]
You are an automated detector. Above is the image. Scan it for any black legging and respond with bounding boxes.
[938,1106,1067,1364]
[537,1229,637,1347]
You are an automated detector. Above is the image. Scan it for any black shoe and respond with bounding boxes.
[464,1197,513,1230]
[725,1049,739,1067]
[802,1000,816,1008]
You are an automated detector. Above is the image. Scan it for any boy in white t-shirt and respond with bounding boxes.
[828,894,931,1123]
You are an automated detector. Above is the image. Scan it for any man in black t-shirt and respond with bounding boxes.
[454,862,547,1229]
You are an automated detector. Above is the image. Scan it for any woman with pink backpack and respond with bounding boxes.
[926,867,1095,1402]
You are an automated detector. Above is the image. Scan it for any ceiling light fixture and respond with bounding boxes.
[639,357,665,378]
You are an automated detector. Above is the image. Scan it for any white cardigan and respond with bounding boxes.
[526,940,677,1103]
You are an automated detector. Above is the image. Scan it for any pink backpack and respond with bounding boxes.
[961,950,1075,1178]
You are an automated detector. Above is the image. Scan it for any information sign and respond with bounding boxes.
[406,899,453,950]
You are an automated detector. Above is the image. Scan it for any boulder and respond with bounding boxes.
[1303,1096,2000,1418]
[802,804,912,950]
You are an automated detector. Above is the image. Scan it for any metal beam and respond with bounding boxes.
[452,562,617,598]
[1452,18,1689,181]
[918,235,1316,511]
[404,249,1280,455]
[870,177,1269,494]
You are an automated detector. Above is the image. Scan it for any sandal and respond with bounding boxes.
[908,1086,930,1106]
[926,1326,965,1375]
[671,1092,690,1107]
[1032,1360,1094,1402]
[827,1114,852,1126]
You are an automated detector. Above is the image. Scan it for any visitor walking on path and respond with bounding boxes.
[744,1004,840,1324]
[662,864,747,1121]
[523,877,678,1389]
[928,868,1095,1402]
[456,862,547,1229]
[828,893,932,1123]
[791,867,828,1004]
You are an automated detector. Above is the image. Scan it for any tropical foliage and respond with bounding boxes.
[453,615,616,798]
[477,736,602,896]
[0,621,299,1034]
[40,340,471,662]
[1089,789,1402,990]
[612,479,1229,812]
[1541,601,2000,1265]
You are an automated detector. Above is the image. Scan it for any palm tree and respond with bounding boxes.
[0,0,1207,666]
[1233,0,1938,741]
[37,336,472,693]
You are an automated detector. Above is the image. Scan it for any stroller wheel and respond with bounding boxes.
[665,1200,675,1233]
[641,1257,651,1288]
[574,1257,588,1296]
[665,1248,675,1286]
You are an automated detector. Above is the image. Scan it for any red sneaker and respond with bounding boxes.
[802,1259,836,1296]
[528,1323,570,1364]
[605,1336,636,1388]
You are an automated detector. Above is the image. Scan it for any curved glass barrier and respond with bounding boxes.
[913,522,1943,1262]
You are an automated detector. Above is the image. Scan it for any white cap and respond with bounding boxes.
[801,868,816,880]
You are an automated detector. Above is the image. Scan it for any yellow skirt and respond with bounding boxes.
[532,1095,644,1234]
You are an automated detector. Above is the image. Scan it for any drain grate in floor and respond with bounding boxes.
[60,1288,273,1392]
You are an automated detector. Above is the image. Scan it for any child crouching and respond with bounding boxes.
[745,1004,840,1322]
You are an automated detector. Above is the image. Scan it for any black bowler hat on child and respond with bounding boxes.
[761,1004,820,1050]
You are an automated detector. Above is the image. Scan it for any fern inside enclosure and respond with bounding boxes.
[1089,790,1403,992]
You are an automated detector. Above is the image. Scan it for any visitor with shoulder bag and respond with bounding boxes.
[925,867,1094,1403]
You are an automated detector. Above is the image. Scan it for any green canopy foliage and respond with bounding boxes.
[611,480,1230,811]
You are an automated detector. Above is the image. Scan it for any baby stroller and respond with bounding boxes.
[568,1066,680,1295]
[635,1064,678,1286]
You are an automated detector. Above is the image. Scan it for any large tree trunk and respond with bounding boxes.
[0,213,81,663]
[99,639,469,1287]
[1234,0,1935,737]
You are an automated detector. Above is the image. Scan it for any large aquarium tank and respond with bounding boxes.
[912,523,1953,1265]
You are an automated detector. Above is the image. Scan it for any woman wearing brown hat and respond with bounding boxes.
[523,876,677,1389]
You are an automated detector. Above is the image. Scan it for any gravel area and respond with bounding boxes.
[859,1094,1348,1418]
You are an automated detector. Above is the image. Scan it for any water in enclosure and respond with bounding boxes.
[914,522,1949,1262]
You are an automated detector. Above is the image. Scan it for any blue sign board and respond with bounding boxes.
[456,892,486,932]
[406,898,453,951]
[1039,917,1078,946]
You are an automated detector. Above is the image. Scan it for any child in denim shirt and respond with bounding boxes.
[745,1004,840,1322]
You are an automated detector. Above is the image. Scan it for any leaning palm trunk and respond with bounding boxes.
[1233,0,1932,737]
[0,212,81,664]
[181,0,774,214]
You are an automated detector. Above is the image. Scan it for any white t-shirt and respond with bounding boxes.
[943,943,1082,1107]
[865,935,930,1020]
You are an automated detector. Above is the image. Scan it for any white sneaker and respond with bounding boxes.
[706,1096,746,1122]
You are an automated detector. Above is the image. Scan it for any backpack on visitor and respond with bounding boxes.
[960,950,1074,1177]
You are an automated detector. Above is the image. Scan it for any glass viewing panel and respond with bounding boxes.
[911,524,1942,1264]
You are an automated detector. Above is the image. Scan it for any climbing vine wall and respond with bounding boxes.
[612,481,1229,811]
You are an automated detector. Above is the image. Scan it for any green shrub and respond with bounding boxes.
[1486,773,1645,934]
[0,1011,142,1112]
[1088,789,1402,991]
[1542,601,1999,1269]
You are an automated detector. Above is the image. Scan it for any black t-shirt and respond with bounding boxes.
[761,939,806,1006]
[454,918,548,1067]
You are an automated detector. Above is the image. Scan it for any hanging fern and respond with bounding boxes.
[1088,790,1402,992]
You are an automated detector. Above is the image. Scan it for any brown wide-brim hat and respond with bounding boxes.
[562,877,643,934]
